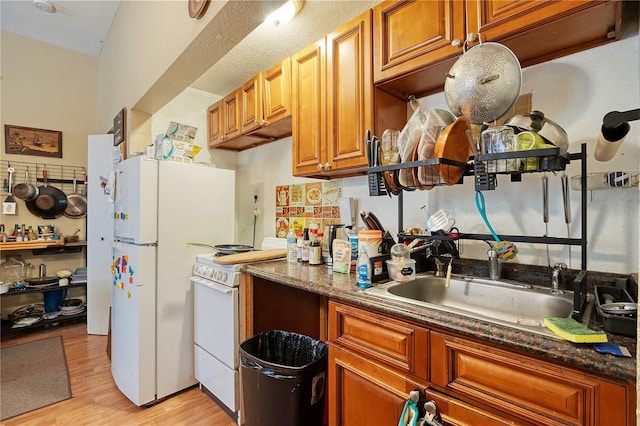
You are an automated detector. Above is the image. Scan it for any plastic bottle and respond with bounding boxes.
[296,233,304,262]
[356,246,372,288]
[286,228,297,263]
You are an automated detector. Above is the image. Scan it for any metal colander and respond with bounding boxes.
[444,40,522,124]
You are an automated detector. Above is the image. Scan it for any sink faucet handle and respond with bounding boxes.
[554,262,568,271]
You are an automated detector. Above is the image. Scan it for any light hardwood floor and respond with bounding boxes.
[1,323,237,426]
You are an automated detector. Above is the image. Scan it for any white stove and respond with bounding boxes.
[192,237,286,422]
[193,255,243,287]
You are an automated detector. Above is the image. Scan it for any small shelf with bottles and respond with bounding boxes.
[0,240,87,254]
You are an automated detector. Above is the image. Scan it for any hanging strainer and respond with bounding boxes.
[444,37,522,124]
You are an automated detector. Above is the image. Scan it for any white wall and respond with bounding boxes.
[151,87,238,168]
[237,35,639,274]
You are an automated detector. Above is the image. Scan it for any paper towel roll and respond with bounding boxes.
[594,122,630,161]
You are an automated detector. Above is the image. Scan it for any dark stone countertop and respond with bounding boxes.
[243,259,636,383]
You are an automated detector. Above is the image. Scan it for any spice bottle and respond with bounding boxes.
[309,229,322,265]
[296,233,304,262]
[301,228,310,263]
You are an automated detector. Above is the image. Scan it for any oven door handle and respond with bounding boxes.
[191,276,234,294]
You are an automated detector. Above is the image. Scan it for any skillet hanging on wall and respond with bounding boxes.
[25,169,68,219]
[444,37,522,124]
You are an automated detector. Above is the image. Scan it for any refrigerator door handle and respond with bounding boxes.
[191,276,233,294]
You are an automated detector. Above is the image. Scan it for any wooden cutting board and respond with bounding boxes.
[212,249,287,265]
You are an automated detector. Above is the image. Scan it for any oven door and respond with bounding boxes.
[193,275,239,369]
[193,275,240,413]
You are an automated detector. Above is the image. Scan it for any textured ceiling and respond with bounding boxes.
[190,0,380,97]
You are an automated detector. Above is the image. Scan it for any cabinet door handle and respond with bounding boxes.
[324,162,331,170]
[317,163,324,171]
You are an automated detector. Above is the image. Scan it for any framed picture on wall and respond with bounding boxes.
[4,125,63,158]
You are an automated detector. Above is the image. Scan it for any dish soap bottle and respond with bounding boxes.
[286,228,297,263]
[356,246,371,288]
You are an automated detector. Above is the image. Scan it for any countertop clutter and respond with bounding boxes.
[243,259,635,382]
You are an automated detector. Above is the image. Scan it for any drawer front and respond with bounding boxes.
[431,332,595,425]
[329,301,428,378]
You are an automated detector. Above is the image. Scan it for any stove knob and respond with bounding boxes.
[206,267,215,279]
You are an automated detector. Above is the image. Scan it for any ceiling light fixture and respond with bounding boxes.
[265,0,303,27]
[33,0,57,14]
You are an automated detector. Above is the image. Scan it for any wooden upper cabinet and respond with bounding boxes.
[466,0,621,66]
[325,9,373,175]
[373,0,466,84]
[291,39,326,176]
[208,58,292,151]
[263,58,292,126]
[222,90,241,140]
[293,10,401,178]
[240,73,263,135]
[241,59,293,136]
[374,0,622,99]
[207,102,222,147]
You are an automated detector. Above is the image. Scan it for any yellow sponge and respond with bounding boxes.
[544,317,608,343]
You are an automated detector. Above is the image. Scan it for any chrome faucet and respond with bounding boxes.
[434,258,445,277]
[487,248,500,281]
[550,263,567,295]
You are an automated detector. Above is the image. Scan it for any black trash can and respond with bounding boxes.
[239,330,328,426]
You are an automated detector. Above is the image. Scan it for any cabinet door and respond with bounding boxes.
[329,345,422,426]
[240,73,263,134]
[292,39,326,176]
[221,90,241,140]
[466,0,620,66]
[207,101,222,148]
[373,0,466,84]
[325,10,373,174]
[263,58,291,126]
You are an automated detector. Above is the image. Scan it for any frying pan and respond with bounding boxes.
[24,276,59,287]
[26,169,68,219]
[186,242,253,255]
[13,168,38,201]
[64,171,87,218]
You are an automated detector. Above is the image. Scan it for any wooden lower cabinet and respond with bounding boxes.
[329,345,423,425]
[328,301,635,426]
[431,331,634,426]
[328,345,519,426]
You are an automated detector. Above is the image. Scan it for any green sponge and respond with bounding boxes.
[544,317,608,343]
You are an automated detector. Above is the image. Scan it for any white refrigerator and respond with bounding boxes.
[110,156,235,406]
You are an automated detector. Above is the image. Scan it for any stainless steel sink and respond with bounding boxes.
[365,274,583,339]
